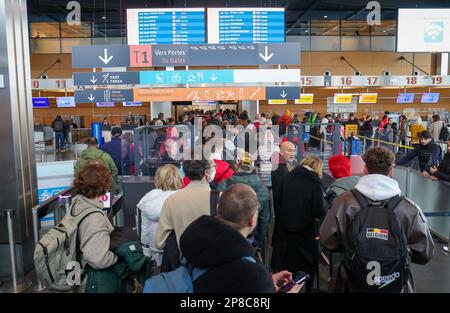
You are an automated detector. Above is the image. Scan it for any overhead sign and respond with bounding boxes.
[265,87,300,100]
[295,94,314,104]
[32,97,49,108]
[397,93,415,104]
[207,8,285,44]
[75,89,134,103]
[334,94,353,104]
[127,8,206,45]
[72,43,301,68]
[74,69,300,86]
[398,9,450,52]
[96,102,116,107]
[134,87,265,102]
[123,102,142,107]
[32,79,74,90]
[56,97,76,108]
[73,72,140,86]
[359,93,378,104]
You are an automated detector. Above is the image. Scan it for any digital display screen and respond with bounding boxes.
[127,8,206,45]
[56,97,76,108]
[207,8,285,44]
[123,102,142,107]
[421,93,440,103]
[397,93,415,104]
[96,102,116,107]
[397,9,450,52]
[32,97,49,108]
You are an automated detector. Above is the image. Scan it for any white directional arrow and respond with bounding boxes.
[90,76,97,84]
[210,74,217,82]
[280,90,287,98]
[88,94,95,101]
[98,49,114,65]
[259,46,274,62]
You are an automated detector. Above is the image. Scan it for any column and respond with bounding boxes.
[0,0,38,278]
[241,100,258,120]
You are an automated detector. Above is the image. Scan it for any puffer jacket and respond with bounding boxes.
[320,174,435,293]
[217,172,270,245]
[137,189,179,265]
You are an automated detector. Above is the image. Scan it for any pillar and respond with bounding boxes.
[0,0,38,278]
[151,102,172,120]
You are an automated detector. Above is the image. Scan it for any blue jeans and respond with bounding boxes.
[55,132,65,149]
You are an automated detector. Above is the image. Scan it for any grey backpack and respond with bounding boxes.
[34,201,102,292]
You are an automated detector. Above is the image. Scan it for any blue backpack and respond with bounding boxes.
[143,257,256,293]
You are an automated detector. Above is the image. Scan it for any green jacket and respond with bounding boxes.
[74,147,119,193]
[218,172,270,245]
[85,241,153,293]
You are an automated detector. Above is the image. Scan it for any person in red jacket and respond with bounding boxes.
[277,109,293,127]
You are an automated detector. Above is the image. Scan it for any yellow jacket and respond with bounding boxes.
[410,123,426,144]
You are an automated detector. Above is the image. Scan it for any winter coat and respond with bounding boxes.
[271,166,325,276]
[137,189,179,265]
[320,174,435,293]
[217,172,270,245]
[429,121,444,142]
[74,147,119,192]
[180,215,276,293]
[396,141,441,172]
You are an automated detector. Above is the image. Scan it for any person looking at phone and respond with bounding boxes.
[180,184,302,293]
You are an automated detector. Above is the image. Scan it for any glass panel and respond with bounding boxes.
[341,20,371,36]
[286,36,311,51]
[30,22,60,38]
[341,36,370,51]
[310,20,340,36]
[60,22,91,38]
[30,38,61,54]
[61,38,92,53]
[371,36,396,51]
[311,36,340,51]
[91,37,125,45]
[371,20,396,36]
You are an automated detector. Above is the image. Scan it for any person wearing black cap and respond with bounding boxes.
[396,130,441,174]
[101,127,128,175]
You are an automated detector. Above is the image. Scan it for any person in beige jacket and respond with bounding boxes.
[320,146,434,293]
[72,161,118,292]
[155,159,216,251]
[428,115,444,142]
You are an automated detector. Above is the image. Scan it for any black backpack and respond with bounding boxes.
[341,190,411,293]
[439,122,449,141]
[53,120,64,132]
[279,121,286,136]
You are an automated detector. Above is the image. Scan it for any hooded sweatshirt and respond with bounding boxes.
[354,174,402,201]
[180,215,275,293]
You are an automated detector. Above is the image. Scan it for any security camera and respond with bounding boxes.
[413,71,419,76]
[40,74,48,79]
[354,71,361,76]
[323,71,332,76]
[383,71,390,76]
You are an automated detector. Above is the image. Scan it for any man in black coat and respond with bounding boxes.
[180,184,302,293]
[271,141,297,246]
[429,138,450,182]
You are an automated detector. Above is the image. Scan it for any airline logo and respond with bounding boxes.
[366,228,389,240]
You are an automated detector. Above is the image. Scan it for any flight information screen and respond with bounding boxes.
[207,8,285,44]
[127,8,206,45]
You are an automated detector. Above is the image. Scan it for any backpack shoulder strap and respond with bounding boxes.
[210,190,220,217]
[350,189,370,209]
[386,194,404,211]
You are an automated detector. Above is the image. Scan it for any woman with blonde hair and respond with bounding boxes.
[137,164,183,266]
[271,155,325,292]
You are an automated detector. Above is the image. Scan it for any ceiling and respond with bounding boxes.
[28,0,450,36]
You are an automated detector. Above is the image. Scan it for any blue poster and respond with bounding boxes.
[38,186,70,204]
[91,122,104,146]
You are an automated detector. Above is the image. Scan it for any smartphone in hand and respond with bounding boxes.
[278,271,310,293]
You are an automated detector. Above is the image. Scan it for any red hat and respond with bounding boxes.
[328,155,351,179]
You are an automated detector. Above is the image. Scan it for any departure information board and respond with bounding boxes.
[207,8,285,44]
[127,8,206,45]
